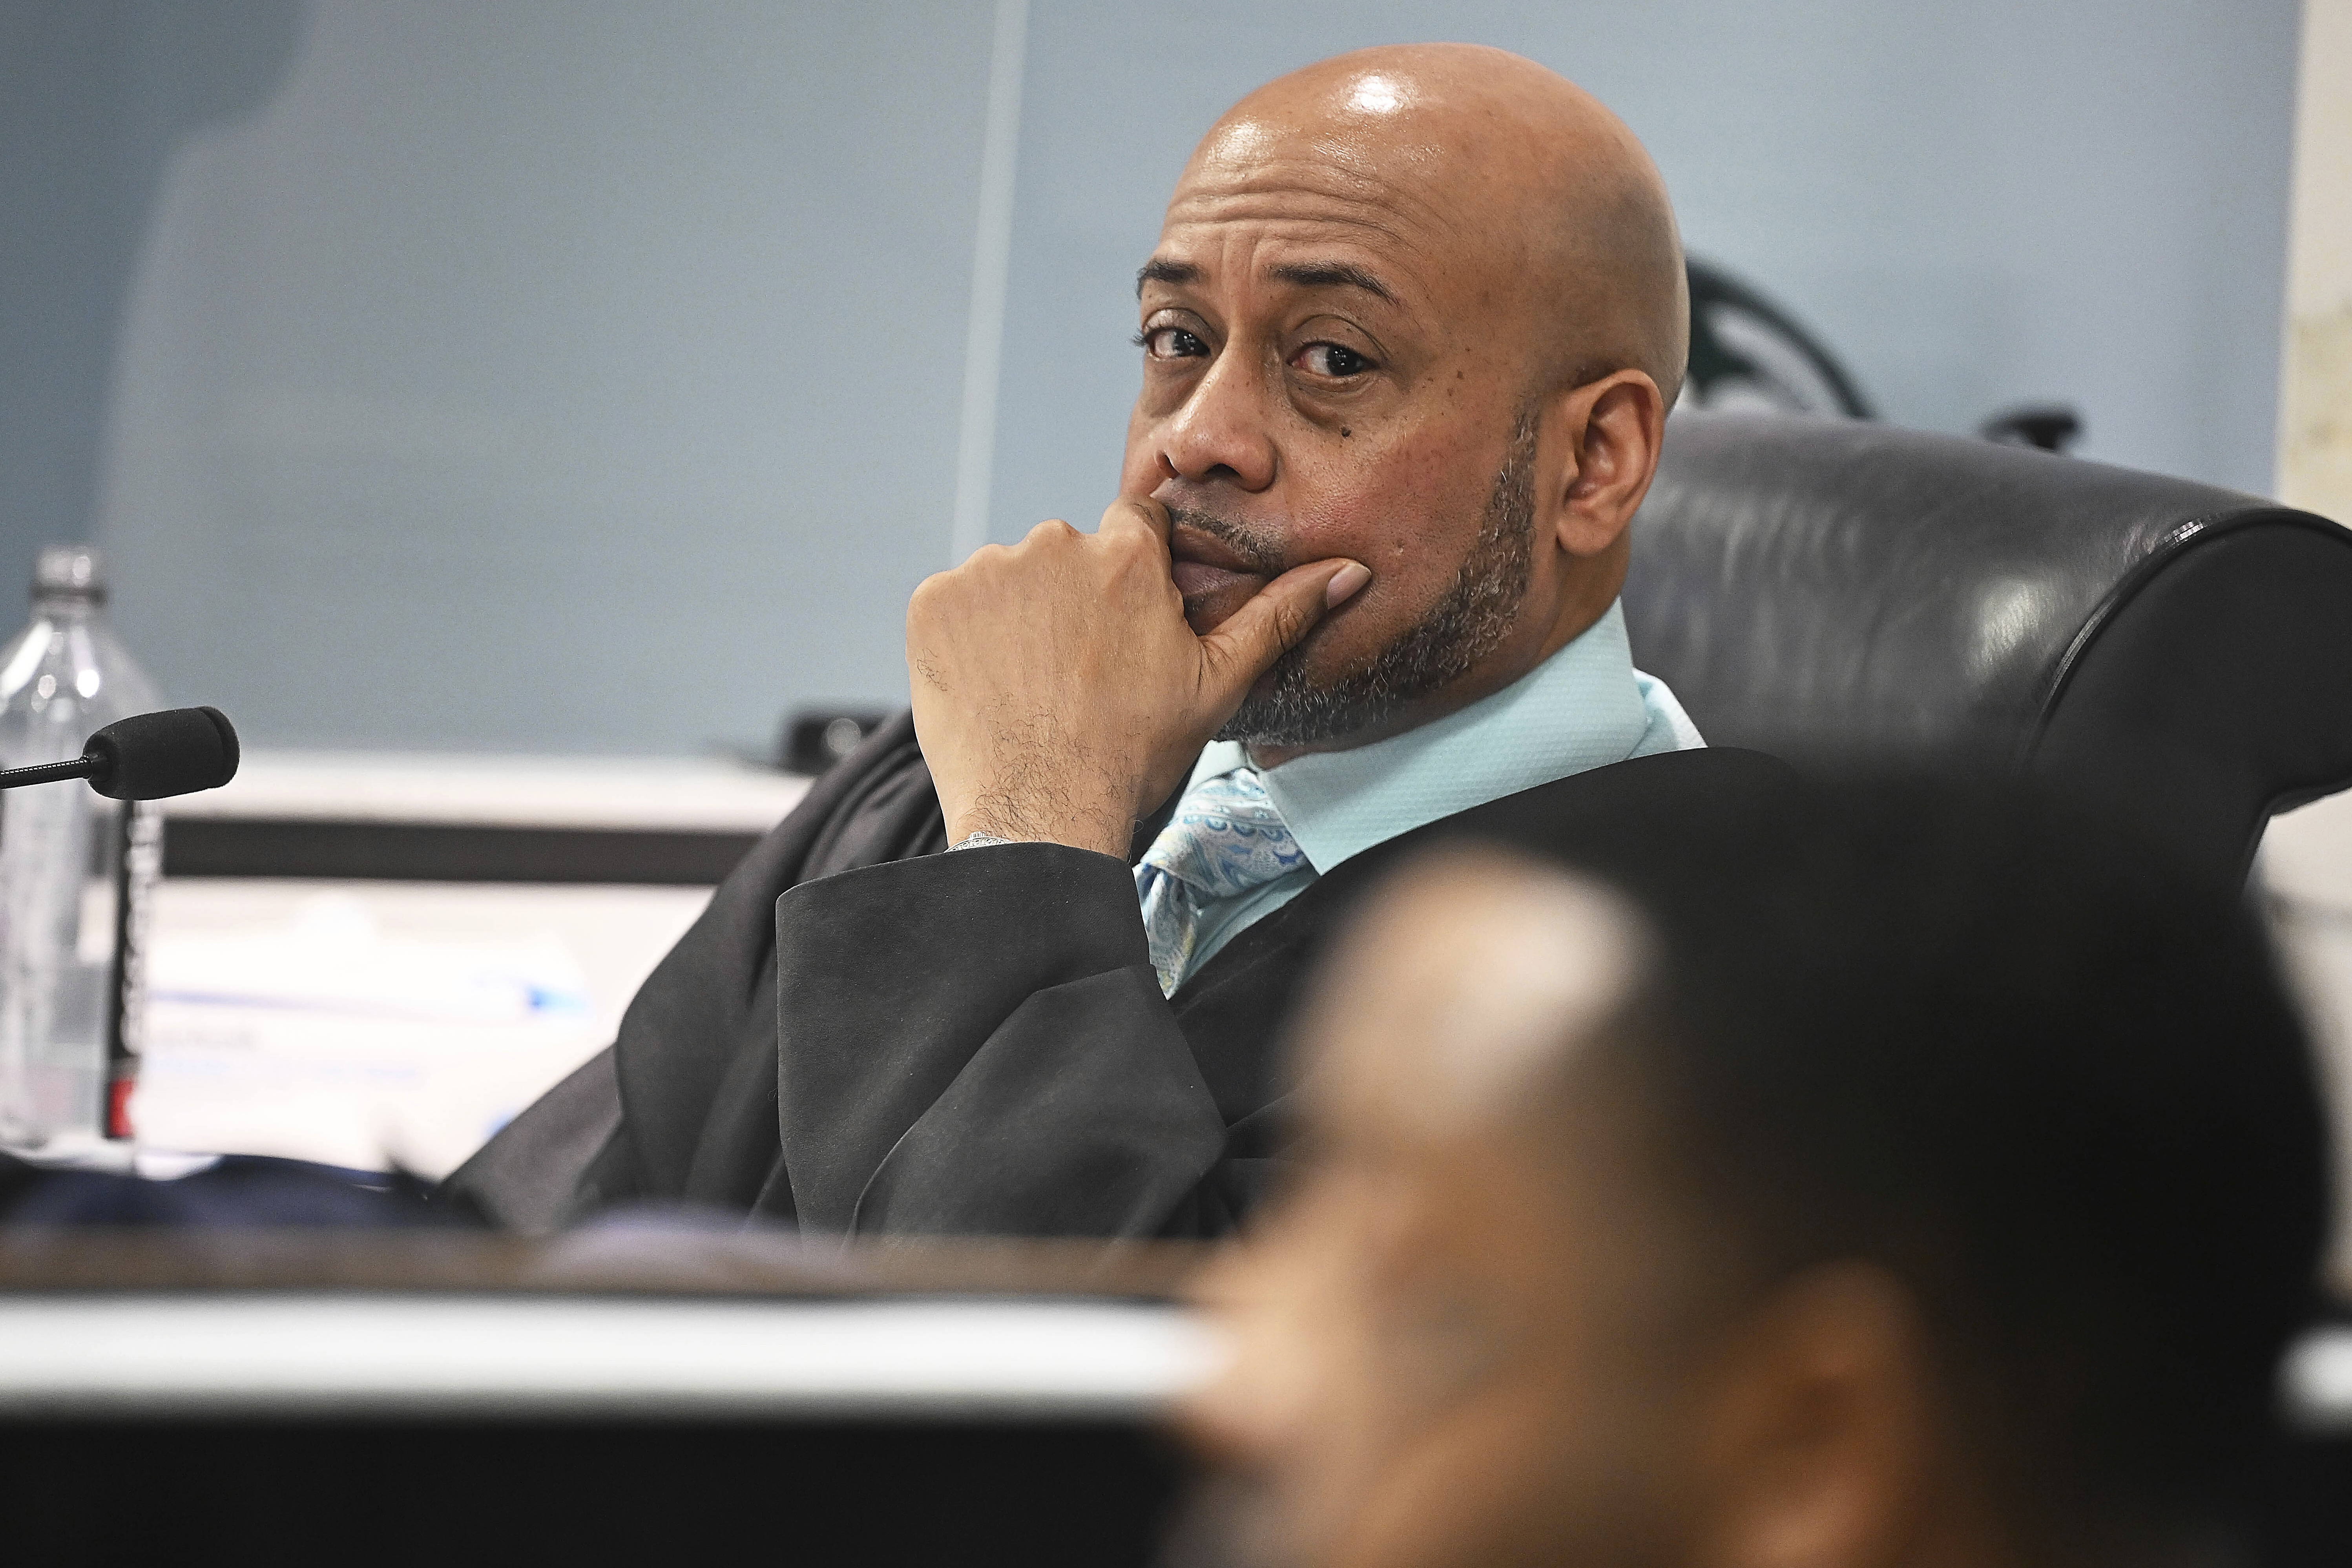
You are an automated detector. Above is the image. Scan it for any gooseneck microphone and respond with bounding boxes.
[0,706,241,801]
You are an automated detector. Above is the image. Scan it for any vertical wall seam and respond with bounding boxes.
[948,0,1028,567]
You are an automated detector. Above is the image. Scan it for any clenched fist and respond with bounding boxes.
[907,497,1369,858]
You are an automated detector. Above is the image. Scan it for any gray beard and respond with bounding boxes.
[1188,409,1540,749]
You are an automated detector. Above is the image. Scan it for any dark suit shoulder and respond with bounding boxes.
[1295,745,1792,905]
[1428,745,1797,894]
[1457,744,1791,835]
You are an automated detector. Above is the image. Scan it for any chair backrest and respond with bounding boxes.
[1622,412,2352,882]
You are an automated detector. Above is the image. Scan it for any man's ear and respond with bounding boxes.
[1546,369,1666,559]
[1686,1262,1944,1568]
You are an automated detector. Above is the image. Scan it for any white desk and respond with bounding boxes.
[0,1294,1222,1421]
[0,1290,2338,1431]
[164,749,812,832]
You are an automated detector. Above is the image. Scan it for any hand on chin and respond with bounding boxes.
[905,496,1367,856]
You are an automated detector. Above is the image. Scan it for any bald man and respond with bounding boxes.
[449,45,1781,1234]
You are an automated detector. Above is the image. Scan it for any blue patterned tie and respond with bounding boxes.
[1135,767,1307,996]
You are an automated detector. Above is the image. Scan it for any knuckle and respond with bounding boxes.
[910,559,980,622]
[1275,593,1319,647]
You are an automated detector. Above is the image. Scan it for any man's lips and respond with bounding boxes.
[1171,559,1266,600]
[1168,524,1277,602]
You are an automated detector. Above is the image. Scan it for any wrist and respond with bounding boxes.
[945,792,1134,860]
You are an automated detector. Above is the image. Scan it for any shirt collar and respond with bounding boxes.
[1185,599,1692,874]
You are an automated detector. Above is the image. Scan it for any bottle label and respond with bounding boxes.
[104,801,161,1139]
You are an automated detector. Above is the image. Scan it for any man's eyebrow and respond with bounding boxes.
[1136,258,1199,297]
[1267,261,1395,303]
[1133,257,1398,303]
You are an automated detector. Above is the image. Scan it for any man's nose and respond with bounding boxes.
[1156,349,1278,493]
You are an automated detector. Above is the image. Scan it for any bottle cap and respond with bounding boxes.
[32,544,106,604]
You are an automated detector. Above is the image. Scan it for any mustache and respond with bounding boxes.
[1163,505,1287,576]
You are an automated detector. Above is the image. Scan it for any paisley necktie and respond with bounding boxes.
[1135,766,1306,996]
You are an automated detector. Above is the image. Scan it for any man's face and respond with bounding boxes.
[1120,89,1561,748]
[1178,855,1724,1568]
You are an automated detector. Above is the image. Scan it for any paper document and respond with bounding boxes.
[131,890,665,1178]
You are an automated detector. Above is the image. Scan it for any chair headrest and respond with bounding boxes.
[1623,412,2352,879]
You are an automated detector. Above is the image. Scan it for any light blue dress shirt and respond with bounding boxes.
[1161,598,1704,980]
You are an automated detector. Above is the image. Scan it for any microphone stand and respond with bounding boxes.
[0,755,104,791]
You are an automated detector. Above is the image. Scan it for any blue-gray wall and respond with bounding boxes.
[80,0,996,753]
[0,0,2301,754]
[991,0,2301,542]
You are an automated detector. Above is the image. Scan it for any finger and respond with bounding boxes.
[1098,495,1173,549]
[1196,558,1370,708]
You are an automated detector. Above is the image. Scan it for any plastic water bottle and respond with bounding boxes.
[0,546,164,1149]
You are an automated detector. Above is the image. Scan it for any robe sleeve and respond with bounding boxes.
[442,712,944,1228]
[440,1044,635,1230]
[773,843,1227,1237]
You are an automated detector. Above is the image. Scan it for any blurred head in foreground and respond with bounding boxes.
[1178,781,2330,1568]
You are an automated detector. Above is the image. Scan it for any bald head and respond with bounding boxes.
[1190,44,1688,406]
[1124,45,1688,756]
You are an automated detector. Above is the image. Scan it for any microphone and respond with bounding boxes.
[0,706,241,801]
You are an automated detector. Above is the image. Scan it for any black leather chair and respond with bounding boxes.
[1622,413,2352,883]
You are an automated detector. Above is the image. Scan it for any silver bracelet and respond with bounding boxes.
[948,831,1017,852]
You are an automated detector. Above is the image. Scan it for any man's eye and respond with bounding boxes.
[1139,326,1208,359]
[1295,343,1372,378]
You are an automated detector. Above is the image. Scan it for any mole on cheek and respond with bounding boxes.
[1342,427,1351,438]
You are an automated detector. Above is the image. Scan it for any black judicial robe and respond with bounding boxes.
[445,712,1783,1236]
